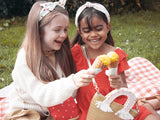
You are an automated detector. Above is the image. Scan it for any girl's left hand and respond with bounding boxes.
[109,75,123,89]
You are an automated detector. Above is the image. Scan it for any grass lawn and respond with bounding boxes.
[0,10,160,89]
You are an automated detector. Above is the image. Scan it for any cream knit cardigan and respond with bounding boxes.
[8,48,78,116]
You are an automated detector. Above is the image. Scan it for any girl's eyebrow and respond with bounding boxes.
[82,25,103,30]
[83,24,103,29]
[95,24,103,27]
[52,25,69,29]
[82,27,89,30]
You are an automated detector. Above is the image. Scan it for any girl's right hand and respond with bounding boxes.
[72,69,95,87]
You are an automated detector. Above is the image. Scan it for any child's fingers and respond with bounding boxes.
[87,69,96,75]
[109,75,122,89]
[73,69,95,87]
[109,75,120,79]
[79,69,95,78]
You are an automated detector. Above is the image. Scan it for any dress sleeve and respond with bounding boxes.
[71,44,81,62]
[115,48,130,74]
[71,44,88,71]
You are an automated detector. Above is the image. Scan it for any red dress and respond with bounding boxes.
[71,44,151,120]
[48,97,79,120]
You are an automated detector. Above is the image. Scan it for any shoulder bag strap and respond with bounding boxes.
[81,45,98,90]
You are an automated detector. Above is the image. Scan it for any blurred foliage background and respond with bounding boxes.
[0,0,160,18]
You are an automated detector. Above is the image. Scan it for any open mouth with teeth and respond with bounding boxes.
[88,39,101,45]
[55,40,63,45]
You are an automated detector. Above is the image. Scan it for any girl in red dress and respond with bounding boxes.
[71,2,160,120]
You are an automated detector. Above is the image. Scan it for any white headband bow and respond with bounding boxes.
[39,0,67,21]
[75,2,110,27]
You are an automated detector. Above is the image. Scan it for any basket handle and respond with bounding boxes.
[95,88,137,119]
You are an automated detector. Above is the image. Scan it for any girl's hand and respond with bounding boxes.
[72,69,95,87]
[109,75,123,89]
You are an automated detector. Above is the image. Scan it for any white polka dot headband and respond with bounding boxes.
[39,0,67,21]
[75,2,110,27]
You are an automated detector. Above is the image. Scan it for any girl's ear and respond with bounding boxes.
[106,23,111,34]
[77,29,81,35]
[107,23,111,31]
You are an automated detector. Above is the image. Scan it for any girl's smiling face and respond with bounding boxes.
[79,15,110,50]
[41,13,69,52]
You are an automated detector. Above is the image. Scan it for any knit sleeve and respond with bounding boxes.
[12,49,78,107]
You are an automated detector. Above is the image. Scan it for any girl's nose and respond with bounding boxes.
[90,31,97,37]
[60,30,67,38]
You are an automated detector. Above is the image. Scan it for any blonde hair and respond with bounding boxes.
[21,1,75,82]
